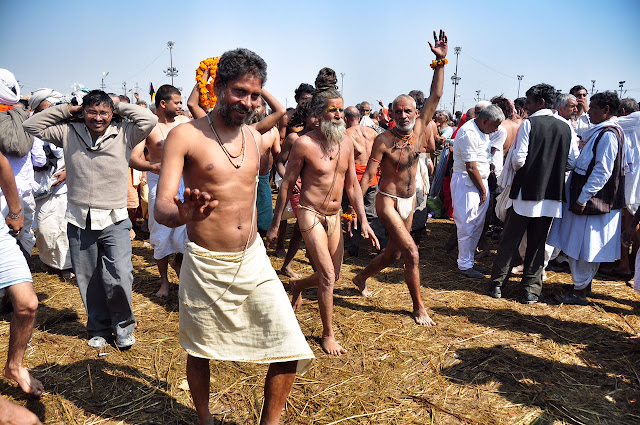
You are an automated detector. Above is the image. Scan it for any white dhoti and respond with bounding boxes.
[35,192,71,270]
[567,257,599,290]
[179,237,314,372]
[451,173,489,270]
[147,172,187,260]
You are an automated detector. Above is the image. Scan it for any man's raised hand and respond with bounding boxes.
[175,187,217,224]
[428,29,448,59]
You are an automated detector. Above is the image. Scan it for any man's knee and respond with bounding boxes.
[9,284,38,319]
[402,244,419,267]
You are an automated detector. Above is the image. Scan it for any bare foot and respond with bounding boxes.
[196,411,214,425]
[155,280,170,298]
[290,280,303,311]
[321,336,347,356]
[0,397,42,425]
[353,274,372,297]
[129,229,136,241]
[276,248,286,258]
[4,366,44,397]
[413,307,436,327]
[280,265,300,279]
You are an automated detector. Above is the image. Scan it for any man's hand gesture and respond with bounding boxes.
[176,187,217,224]
[429,29,448,59]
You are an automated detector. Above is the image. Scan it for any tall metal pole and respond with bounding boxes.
[475,90,481,102]
[451,47,461,115]
[517,75,524,98]
[101,72,109,91]
[340,72,345,96]
[591,80,596,95]
[619,81,626,98]
[167,41,175,86]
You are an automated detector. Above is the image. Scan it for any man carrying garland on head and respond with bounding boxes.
[352,30,449,327]
[154,48,314,425]
[266,67,380,356]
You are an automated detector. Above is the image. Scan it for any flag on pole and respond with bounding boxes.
[149,82,155,103]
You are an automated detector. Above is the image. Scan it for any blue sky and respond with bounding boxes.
[2,0,639,114]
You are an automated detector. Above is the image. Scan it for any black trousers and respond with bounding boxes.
[489,207,552,296]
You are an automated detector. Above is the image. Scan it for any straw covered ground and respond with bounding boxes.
[2,217,640,424]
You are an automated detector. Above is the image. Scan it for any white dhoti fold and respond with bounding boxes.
[451,173,489,270]
[35,192,71,270]
[0,222,32,291]
[148,172,187,260]
[179,237,314,372]
[567,256,599,290]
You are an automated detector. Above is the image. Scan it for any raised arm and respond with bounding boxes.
[416,30,448,132]
[117,102,158,146]
[253,89,286,134]
[22,104,73,147]
[187,69,208,120]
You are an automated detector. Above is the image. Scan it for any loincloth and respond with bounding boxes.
[298,205,341,237]
[179,237,314,372]
[256,173,273,231]
[379,191,416,220]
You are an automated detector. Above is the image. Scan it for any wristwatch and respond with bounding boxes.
[7,210,23,219]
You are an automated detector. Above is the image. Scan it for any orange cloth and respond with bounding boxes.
[355,164,379,187]
[0,104,13,112]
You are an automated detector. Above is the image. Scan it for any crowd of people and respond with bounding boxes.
[1,29,640,424]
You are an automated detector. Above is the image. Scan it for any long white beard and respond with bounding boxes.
[320,118,346,149]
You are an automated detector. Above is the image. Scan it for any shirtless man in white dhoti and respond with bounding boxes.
[154,49,314,425]
[353,30,449,327]
[266,80,380,356]
[130,84,189,297]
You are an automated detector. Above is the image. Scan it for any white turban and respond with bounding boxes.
[29,88,65,110]
[0,69,20,105]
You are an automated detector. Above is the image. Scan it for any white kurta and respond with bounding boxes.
[548,119,623,263]
[616,111,640,214]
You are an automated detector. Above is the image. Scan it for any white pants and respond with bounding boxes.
[451,173,489,270]
[568,256,599,290]
[35,192,72,270]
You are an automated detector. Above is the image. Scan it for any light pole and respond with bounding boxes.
[475,90,481,102]
[619,81,626,98]
[165,41,178,86]
[451,46,461,115]
[340,72,345,96]
[101,72,109,91]
[517,75,524,98]
[591,80,596,95]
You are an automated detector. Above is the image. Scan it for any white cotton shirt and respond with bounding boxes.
[452,119,491,179]
[489,125,507,178]
[573,112,592,141]
[511,109,579,218]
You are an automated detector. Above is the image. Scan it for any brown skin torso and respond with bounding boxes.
[146,117,189,167]
[346,125,378,166]
[292,129,354,215]
[501,118,520,154]
[375,130,428,197]
[171,118,261,252]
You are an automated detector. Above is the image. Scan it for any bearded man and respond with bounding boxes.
[351,31,448,328]
[266,81,380,356]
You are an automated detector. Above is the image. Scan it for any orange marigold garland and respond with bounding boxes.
[196,57,220,109]
[341,212,357,221]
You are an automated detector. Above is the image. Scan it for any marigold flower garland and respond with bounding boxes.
[341,212,357,221]
[196,57,220,109]
[429,58,448,69]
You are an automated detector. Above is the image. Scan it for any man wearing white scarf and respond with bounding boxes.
[548,92,625,305]
[28,89,65,113]
[0,69,20,106]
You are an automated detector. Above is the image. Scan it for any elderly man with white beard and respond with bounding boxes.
[266,82,379,356]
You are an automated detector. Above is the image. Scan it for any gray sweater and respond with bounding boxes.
[23,103,157,209]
